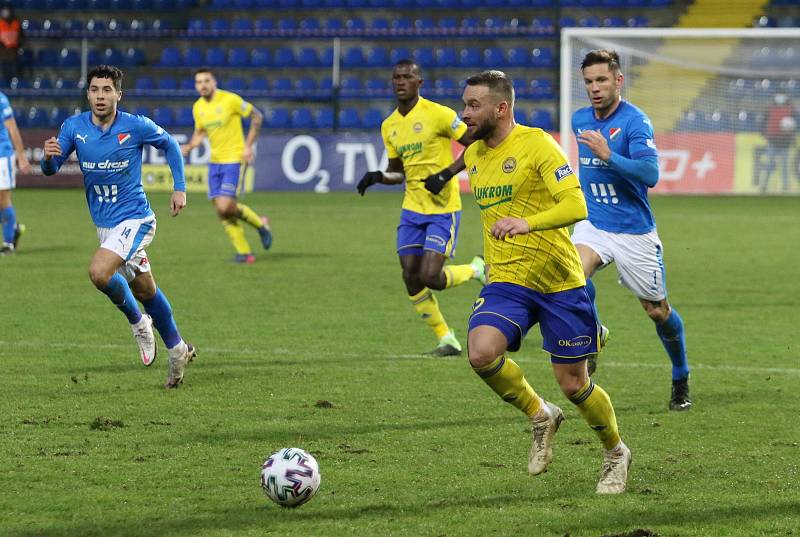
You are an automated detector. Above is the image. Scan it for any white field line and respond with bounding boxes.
[1,339,798,375]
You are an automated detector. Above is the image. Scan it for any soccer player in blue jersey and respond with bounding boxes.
[571,50,692,410]
[0,90,32,254]
[41,65,196,389]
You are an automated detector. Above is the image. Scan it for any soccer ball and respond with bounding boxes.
[260,447,321,508]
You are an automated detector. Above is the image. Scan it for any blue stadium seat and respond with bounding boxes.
[366,46,389,67]
[250,77,269,91]
[579,16,601,27]
[212,0,233,6]
[27,107,48,129]
[391,47,412,65]
[343,47,365,68]
[184,47,204,66]
[123,47,146,67]
[365,77,388,95]
[299,18,321,31]
[87,50,101,66]
[320,47,334,66]
[273,47,295,67]
[255,18,274,31]
[433,78,456,94]
[319,78,333,95]
[530,109,553,131]
[603,16,626,28]
[345,18,366,30]
[559,16,577,27]
[251,48,271,67]
[340,77,363,97]
[627,16,649,27]
[529,78,554,99]
[21,19,40,32]
[88,0,112,7]
[234,0,256,6]
[36,48,59,67]
[514,108,528,125]
[438,16,458,29]
[530,16,555,35]
[229,47,250,67]
[295,77,316,94]
[86,19,106,31]
[110,0,134,7]
[291,108,315,129]
[435,47,458,68]
[159,47,181,67]
[324,18,342,30]
[180,78,195,90]
[102,48,124,65]
[507,47,530,67]
[132,106,150,117]
[346,0,368,6]
[157,77,178,90]
[392,18,411,30]
[32,77,52,90]
[460,16,480,28]
[267,108,290,129]
[187,18,206,32]
[153,108,175,128]
[210,18,230,32]
[272,77,293,94]
[315,108,334,129]
[150,19,171,31]
[531,47,554,68]
[459,47,481,67]
[233,18,252,31]
[54,77,77,90]
[297,47,320,67]
[277,18,296,31]
[413,48,434,67]
[483,47,505,67]
[225,77,247,92]
[372,17,390,30]
[57,48,80,68]
[362,108,384,129]
[484,16,506,29]
[206,47,227,66]
[135,77,155,91]
[414,17,435,30]
[338,108,362,129]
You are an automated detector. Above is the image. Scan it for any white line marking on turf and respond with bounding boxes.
[1,340,798,375]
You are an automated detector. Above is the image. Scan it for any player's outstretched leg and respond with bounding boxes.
[140,288,195,388]
[237,203,272,250]
[409,287,461,356]
[443,255,485,289]
[564,376,630,494]
[12,222,25,250]
[655,308,692,411]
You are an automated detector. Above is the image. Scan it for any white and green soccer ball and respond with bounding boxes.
[260,447,321,508]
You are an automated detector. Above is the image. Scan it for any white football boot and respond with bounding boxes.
[528,401,565,475]
[164,341,197,389]
[596,442,632,494]
[131,314,157,367]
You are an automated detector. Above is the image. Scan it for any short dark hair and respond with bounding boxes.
[194,67,215,78]
[87,65,124,91]
[465,70,514,106]
[393,59,421,76]
[581,49,621,73]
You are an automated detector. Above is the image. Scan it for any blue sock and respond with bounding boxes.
[585,278,602,325]
[142,288,182,349]
[100,273,143,324]
[1,205,15,244]
[656,308,690,380]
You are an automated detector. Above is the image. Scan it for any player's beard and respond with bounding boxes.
[470,116,496,141]
[92,103,115,123]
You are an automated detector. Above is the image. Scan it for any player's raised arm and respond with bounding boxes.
[40,123,75,176]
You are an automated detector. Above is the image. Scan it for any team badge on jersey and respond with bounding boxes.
[117,133,131,145]
[413,122,423,133]
[609,127,622,141]
[502,157,517,173]
[555,164,574,182]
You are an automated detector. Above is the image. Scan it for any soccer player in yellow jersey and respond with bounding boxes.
[357,60,485,356]
[180,68,272,264]
[461,70,630,493]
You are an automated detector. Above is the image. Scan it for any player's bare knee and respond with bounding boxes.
[88,266,112,289]
[421,270,445,291]
[557,374,585,398]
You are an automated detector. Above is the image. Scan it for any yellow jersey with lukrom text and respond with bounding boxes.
[381,97,468,214]
[192,89,253,164]
[464,124,586,293]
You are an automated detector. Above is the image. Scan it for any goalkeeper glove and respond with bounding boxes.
[423,168,455,195]
[357,171,383,196]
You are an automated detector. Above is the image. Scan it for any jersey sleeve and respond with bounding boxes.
[440,105,467,141]
[536,132,581,196]
[627,113,658,159]
[137,115,186,191]
[191,102,201,129]
[229,92,253,118]
[380,120,398,159]
[0,94,13,121]
[41,119,76,175]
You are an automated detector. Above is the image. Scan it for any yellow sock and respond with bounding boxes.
[570,379,621,449]
[237,203,263,229]
[473,355,542,417]
[222,218,252,255]
[409,288,450,340]
[444,264,475,289]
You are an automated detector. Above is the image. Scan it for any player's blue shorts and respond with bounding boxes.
[208,163,241,199]
[396,209,460,258]
[468,282,600,362]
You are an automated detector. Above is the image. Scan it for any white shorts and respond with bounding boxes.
[571,219,667,301]
[97,216,156,282]
[0,155,16,190]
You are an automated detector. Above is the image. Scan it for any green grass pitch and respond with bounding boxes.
[1,189,798,537]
